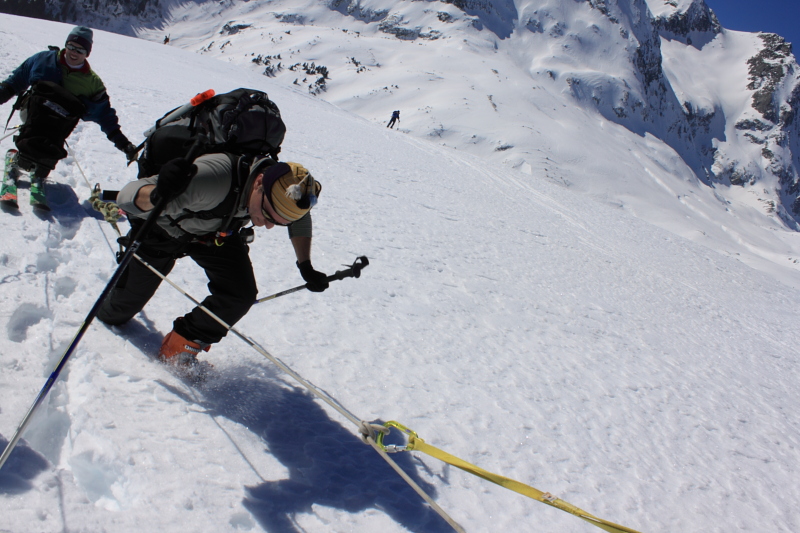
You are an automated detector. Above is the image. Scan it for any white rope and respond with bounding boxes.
[366,436,466,533]
[0,125,20,143]
[64,141,94,190]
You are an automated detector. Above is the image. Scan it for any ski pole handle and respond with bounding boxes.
[254,256,369,304]
[328,255,369,281]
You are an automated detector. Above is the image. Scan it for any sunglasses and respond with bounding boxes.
[65,43,87,55]
[260,187,288,226]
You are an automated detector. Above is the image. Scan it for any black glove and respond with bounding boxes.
[121,142,138,164]
[297,260,329,292]
[0,83,15,106]
[150,158,197,205]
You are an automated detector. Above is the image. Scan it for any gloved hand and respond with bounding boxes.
[121,142,138,164]
[150,158,197,205]
[297,260,329,292]
[0,83,15,106]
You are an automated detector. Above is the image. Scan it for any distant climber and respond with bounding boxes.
[387,110,400,129]
[163,35,170,45]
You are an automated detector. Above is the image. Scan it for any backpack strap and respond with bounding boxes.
[4,88,30,132]
[212,153,253,237]
[166,153,252,242]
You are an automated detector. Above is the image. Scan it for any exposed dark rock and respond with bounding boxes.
[0,0,190,33]
[328,0,387,23]
[747,33,794,123]
[682,101,716,135]
[653,0,721,37]
[221,22,251,36]
[735,119,772,131]
[524,18,542,33]
[377,17,442,41]
[0,0,50,20]
[438,0,517,38]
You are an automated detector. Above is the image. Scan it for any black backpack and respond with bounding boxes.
[12,80,86,170]
[137,88,286,179]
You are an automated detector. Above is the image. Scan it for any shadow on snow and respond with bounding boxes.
[0,435,50,495]
[115,318,453,532]
[188,369,451,533]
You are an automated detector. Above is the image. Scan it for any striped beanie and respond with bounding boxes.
[253,159,321,222]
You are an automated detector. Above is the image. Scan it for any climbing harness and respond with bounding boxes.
[0,124,21,143]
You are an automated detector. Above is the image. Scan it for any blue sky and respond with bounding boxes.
[705,0,800,50]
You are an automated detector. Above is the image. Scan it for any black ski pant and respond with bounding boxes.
[14,151,52,179]
[97,234,258,345]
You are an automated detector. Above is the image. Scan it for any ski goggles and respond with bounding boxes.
[65,43,88,55]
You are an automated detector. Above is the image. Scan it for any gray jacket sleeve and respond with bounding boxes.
[117,153,233,239]
[288,213,312,239]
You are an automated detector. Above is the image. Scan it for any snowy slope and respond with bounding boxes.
[126,0,800,288]
[5,0,800,285]
[1,15,800,533]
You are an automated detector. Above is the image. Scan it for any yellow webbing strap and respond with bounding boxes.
[378,422,642,533]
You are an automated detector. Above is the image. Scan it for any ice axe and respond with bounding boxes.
[255,256,369,304]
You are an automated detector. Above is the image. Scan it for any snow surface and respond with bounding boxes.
[1,14,800,533]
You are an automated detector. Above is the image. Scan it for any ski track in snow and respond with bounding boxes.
[0,14,799,533]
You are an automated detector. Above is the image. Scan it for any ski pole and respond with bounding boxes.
[0,135,208,472]
[0,125,20,143]
[254,256,369,304]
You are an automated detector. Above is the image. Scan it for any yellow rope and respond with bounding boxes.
[378,421,643,533]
